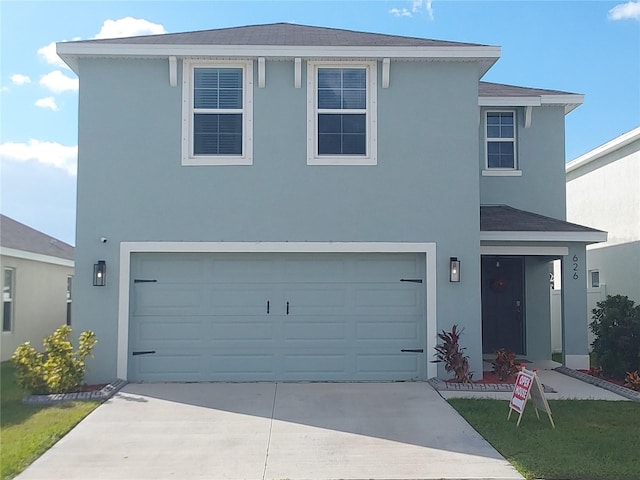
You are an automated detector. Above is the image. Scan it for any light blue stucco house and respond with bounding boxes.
[57,23,606,383]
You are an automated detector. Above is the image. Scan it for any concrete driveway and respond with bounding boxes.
[16,382,523,480]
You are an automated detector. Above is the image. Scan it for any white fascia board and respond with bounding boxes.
[480,245,569,256]
[480,231,608,243]
[119,241,435,253]
[478,97,541,107]
[57,42,500,73]
[478,94,583,114]
[567,125,640,173]
[540,94,584,114]
[1,247,74,267]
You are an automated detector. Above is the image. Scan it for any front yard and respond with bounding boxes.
[0,361,100,480]
[449,398,640,480]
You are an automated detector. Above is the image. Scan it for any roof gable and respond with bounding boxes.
[57,22,501,77]
[0,215,74,261]
[478,81,583,114]
[480,205,606,244]
[70,22,487,48]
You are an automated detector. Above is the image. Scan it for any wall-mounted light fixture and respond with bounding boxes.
[93,260,106,286]
[449,257,461,282]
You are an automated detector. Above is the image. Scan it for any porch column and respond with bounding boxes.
[561,243,590,369]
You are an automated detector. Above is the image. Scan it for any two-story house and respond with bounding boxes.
[57,23,605,384]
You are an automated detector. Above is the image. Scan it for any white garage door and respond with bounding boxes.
[129,253,426,382]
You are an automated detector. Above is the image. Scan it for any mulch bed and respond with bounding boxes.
[445,371,517,385]
[73,384,109,393]
[577,370,627,387]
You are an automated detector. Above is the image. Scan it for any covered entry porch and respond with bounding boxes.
[479,205,606,369]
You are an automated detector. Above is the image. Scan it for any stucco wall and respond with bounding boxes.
[525,256,553,360]
[74,57,485,382]
[566,137,640,303]
[567,140,640,244]
[1,255,73,361]
[479,106,567,219]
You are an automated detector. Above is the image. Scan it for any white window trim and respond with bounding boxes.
[181,59,254,166]
[484,109,518,172]
[307,61,377,166]
[3,267,15,333]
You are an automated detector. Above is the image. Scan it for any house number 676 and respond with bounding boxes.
[572,254,579,280]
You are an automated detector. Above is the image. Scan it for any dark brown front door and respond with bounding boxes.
[482,256,525,355]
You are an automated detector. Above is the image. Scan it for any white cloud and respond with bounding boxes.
[392,1,434,19]
[94,17,166,39]
[390,7,412,17]
[0,140,77,176]
[608,1,640,20]
[10,74,31,85]
[37,41,69,69]
[413,0,434,20]
[425,0,434,20]
[39,70,78,94]
[35,97,59,111]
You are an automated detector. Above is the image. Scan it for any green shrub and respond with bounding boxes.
[11,325,98,394]
[589,295,640,379]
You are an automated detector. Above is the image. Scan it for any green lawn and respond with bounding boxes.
[0,361,100,480]
[449,398,640,480]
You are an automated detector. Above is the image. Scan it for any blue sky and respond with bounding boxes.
[1,0,639,245]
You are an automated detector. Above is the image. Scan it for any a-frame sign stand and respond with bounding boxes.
[508,368,555,428]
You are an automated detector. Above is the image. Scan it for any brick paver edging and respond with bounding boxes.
[427,377,556,393]
[22,379,128,406]
[555,366,640,402]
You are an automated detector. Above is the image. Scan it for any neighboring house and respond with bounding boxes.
[567,126,640,302]
[551,127,640,350]
[0,215,74,361]
[57,23,605,384]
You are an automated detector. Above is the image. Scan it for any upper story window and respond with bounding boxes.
[307,61,377,165]
[484,110,519,175]
[182,60,253,166]
[3,267,14,333]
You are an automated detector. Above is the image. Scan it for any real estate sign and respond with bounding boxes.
[508,369,555,428]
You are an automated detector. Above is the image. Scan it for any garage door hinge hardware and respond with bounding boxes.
[132,350,156,356]
[401,349,424,353]
[134,279,157,283]
[400,279,423,283]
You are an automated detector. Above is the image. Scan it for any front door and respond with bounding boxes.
[481,256,525,355]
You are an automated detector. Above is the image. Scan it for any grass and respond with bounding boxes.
[449,398,640,480]
[0,361,100,480]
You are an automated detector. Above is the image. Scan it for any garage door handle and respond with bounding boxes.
[132,350,156,356]
[286,301,289,315]
[400,279,423,283]
[401,349,424,353]
[267,300,270,314]
[134,279,157,283]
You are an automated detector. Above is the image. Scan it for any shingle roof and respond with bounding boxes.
[76,22,486,48]
[479,81,577,98]
[0,215,74,260]
[480,205,603,233]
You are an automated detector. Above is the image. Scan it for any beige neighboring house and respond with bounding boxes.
[551,127,639,351]
[1,215,74,361]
